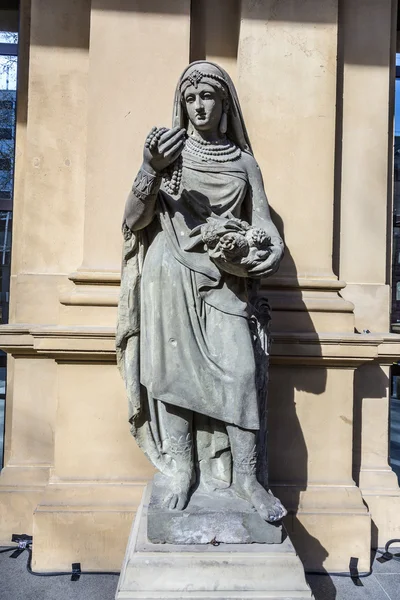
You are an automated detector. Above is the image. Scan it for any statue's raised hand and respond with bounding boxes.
[143,126,186,174]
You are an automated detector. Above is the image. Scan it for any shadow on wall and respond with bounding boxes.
[353,365,400,553]
[75,0,337,23]
[30,0,393,66]
[352,364,390,488]
[265,207,336,599]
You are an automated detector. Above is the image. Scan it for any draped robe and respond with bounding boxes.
[116,149,271,490]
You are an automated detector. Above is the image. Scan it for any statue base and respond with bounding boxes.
[115,484,313,600]
[148,472,283,544]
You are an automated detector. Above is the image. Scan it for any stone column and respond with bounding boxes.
[339,0,394,333]
[238,1,338,283]
[61,0,191,327]
[238,0,354,335]
[0,0,90,544]
[238,0,371,572]
[338,0,400,546]
[31,0,192,571]
[355,360,400,545]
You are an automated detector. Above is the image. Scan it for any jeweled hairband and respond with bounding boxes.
[179,68,228,92]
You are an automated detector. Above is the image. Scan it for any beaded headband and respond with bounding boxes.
[179,68,228,93]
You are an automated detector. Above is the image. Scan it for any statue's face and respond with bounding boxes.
[183,83,223,132]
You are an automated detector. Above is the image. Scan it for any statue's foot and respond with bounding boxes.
[163,470,192,511]
[234,473,287,523]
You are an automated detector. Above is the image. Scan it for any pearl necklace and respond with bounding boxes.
[185,136,241,163]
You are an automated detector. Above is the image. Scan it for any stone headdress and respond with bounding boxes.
[172,61,253,154]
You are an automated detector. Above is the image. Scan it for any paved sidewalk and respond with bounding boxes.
[308,547,400,600]
[0,547,119,600]
[1,544,400,600]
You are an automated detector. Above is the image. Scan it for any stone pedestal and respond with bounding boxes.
[116,485,313,600]
[148,473,283,545]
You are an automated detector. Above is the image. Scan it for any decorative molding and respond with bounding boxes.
[262,277,347,291]
[271,332,381,367]
[60,269,121,306]
[0,325,116,361]
[67,272,348,291]
[59,287,119,306]
[61,270,353,313]
[68,270,121,286]
[0,324,399,366]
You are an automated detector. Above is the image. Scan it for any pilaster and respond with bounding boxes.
[337,0,400,545]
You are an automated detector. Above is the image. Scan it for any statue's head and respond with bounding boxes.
[174,61,252,153]
[179,62,230,134]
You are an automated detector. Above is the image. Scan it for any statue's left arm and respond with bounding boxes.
[244,154,284,277]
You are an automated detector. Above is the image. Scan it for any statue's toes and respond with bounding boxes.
[277,502,288,519]
[164,493,178,510]
[268,502,287,522]
[255,501,271,521]
[164,492,188,511]
[175,493,188,511]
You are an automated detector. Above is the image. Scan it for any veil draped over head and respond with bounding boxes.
[172,61,253,155]
[116,61,270,486]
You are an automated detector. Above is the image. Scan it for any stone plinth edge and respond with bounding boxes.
[148,473,283,545]
[115,485,313,600]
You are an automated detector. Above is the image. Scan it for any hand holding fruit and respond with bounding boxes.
[143,126,186,174]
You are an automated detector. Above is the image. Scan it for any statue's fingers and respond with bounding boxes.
[158,126,184,146]
[248,261,271,275]
[146,126,157,138]
[253,266,278,279]
[156,127,168,140]
[149,138,159,151]
[248,249,279,275]
[158,130,186,154]
[163,139,185,159]
[166,148,184,166]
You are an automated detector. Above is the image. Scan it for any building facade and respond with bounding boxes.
[0,0,400,574]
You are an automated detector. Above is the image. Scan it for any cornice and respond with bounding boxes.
[0,325,399,366]
[68,270,121,286]
[0,325,116,361]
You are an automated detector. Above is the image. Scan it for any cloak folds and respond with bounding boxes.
[116,61,272,489]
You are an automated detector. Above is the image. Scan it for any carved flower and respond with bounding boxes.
[217,232,249,258]
[245,227,271,249]
[202,229,220,249]
[201,219,226,248]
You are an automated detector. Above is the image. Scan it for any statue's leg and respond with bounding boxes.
[158,401,194,511]
[226,424,287,523]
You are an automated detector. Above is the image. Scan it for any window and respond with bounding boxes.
[0,30,17,471]
[0,128,12,140]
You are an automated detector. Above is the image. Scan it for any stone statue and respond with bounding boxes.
[116,61,287,536]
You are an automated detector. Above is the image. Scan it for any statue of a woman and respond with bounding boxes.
[117,61,286,524]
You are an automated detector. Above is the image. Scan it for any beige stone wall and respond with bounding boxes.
[337,0,400,546]
[1,0,400,574]
[338,0,394,334]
